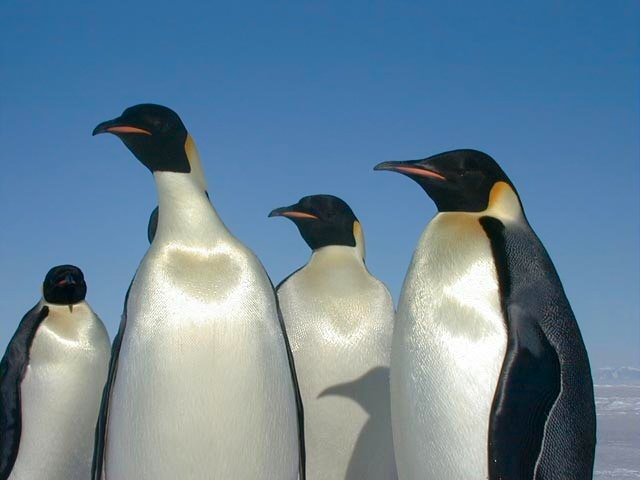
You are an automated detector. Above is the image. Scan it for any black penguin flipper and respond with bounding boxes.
[0,304,49,479]
[274,266,304,292]
[481,215,595,477]
[91,287,130,480]
[147,206,159,244]
[272,282,305,480]
[488,303,562,479]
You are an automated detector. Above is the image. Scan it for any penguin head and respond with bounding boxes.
[93,104,190,174]
[42,265,87,305]
[375,149,519,213]
[269,195,362,251]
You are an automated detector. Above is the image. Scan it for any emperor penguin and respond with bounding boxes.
[0,265,110,480]
[91,104,304,480]
[269,194,397,480]
[375,149,596,479]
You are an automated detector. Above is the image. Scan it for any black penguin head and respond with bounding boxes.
[42,265,87,305]
[269,194,360,250]
[93,104,190,173]
[375,149,517,213]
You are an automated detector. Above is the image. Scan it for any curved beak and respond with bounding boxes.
[374,160,446,181]
[268,205,319,220]
[92,118,152,136]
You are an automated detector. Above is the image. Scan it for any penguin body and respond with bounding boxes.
[271,195,396,480]
[92,105,303,480]
[0,265,110,480]
[375,150,595,479]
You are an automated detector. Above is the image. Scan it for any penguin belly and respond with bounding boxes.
[105,243,298,480]
[9,303,110,480]
[278,250,396,480]
[391,213,507,479]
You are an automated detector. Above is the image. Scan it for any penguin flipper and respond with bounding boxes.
[488,304,561,480]
[272,284,306,480]
[147,206,159,244]
[91,306,128,480]
[275,266,304,292]
[0,305,50,479]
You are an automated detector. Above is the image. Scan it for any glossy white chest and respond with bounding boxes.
[104,172,299,480]
[278,246,396,480]
[391,213,507,480]
[10,302,110,480]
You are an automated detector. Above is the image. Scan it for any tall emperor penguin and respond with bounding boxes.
[91,104,304,480]
[270,194,396,480]
[1,265,110,480]
[375,149,596,479]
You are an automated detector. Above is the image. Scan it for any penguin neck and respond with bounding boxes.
[352,220,366,260]
[38,299,95,342]
[152,171,229,245]
[308,244,364,269]
[484,181,525,222]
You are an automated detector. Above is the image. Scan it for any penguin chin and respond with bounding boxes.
[45,285,86,306]
[120,136,191,174]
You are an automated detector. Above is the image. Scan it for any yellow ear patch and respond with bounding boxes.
[487,181,523,219]
[353,220,362,239]
[353,221,366,260]
[183,134,208,191]
[185,134,197,159]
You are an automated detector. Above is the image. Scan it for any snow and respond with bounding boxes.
[594,385,640,479]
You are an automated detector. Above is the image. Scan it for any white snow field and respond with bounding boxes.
[593,383,640,479]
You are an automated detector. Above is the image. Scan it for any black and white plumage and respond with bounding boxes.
[375,150,596,479]
[0,265,110,480]
[91,104,304,480]
[270,195,396,479]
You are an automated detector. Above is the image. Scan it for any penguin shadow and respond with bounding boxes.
[318,366,398,480]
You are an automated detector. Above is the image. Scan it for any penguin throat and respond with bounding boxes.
[152,171,227,243]
[310,245,363,267]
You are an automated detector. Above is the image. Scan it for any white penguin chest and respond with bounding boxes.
[392,213,507,479]
[278,248,396,479]
[279,249,393,380]
[11,304,110,480]
[107,240,297,479]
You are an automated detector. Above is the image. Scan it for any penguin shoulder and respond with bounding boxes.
[301,246,376,291]
[282,246,392,313]
[34,301,110,359]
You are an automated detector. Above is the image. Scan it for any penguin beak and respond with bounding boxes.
[374,160,446,181]
[93,118,152,136]
[57,273,77,288]
[268,206,319,220]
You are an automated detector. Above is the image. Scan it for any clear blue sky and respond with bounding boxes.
[1,1,638,369]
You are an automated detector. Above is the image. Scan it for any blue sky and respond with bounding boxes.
[1,1,638,369]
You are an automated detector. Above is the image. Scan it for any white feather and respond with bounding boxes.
[391,184,524,479]
[278,243,396,479]
[104,144,299,479]
[10,301,110,480]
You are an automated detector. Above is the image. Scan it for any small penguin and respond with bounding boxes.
[0,265,110,480]
[375,150,596,479]
[270,194,397,480]
[92,104,304,480]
